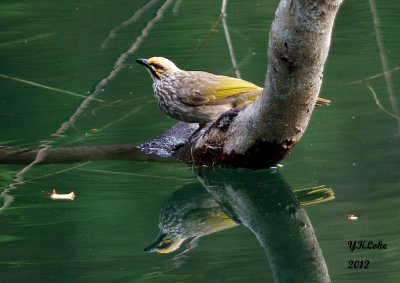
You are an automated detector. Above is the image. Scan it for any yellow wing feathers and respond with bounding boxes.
[212,76,261,100]
[176,71,329,107]
[178,72,262,107]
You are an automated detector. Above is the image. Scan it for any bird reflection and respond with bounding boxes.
[144,183,239,253]
[145,170,334,254]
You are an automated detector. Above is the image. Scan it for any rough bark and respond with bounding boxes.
[176,0,343,168]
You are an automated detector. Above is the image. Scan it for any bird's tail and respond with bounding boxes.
[316,97,331,106]
[295,185,335,206]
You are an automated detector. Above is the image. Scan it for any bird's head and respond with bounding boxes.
[136,57,180,81]
[143,232,184,254]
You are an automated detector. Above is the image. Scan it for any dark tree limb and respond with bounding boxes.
[0,122,197,165]
[0,144,162,164]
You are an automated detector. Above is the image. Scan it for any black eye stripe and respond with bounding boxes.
[151,63,164,70]
[159,240,172,249]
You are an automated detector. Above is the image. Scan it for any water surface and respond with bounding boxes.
[1,0,400,282]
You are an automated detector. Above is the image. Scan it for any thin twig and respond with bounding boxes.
[64,103,148,145]
[369,0,400,133]
[0,32,55,48]
[343,66,400,86]
[100,0,160,50]
[23,162,92,185]
[0,74,103,102]
[181,17,222,64]
[367,84,400,121]
[76,168,193,182]
[221,0,241,79]
[172,0,184,16]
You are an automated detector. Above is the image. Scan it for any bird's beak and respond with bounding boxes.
[144,233,167,253]
[144,233,184,254]
[143,241,157,253]
[136,58,150,68]
[136,58,161,80]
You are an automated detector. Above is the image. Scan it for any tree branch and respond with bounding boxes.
[0,144,159,164]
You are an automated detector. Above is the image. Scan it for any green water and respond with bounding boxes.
[1,0,400,282]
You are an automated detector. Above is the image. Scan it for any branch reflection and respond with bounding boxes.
[145,167,334,282]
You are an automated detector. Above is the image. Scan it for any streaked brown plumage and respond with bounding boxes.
[136,57,330,124]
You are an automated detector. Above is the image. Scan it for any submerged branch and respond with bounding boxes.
[367,84,400,120]
[0,74,102,102]
[0,122,198,165]
[100,0,160,50]
[344,66,400,86]
[221,0,241,79]
[0,145,167,165]
[369,0,400,134]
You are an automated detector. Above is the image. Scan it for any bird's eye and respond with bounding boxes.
[159,239,173,249]
[152,63,164,70]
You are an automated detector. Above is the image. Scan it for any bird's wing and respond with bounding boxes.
[178,72,262,106]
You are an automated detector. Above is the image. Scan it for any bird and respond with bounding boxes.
[136,56,330,124]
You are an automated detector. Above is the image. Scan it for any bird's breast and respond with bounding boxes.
[153,80,186,120]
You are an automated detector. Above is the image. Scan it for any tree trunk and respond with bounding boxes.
[176,0,343,168]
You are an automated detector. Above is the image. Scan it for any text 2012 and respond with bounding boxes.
[348,260,369,269]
